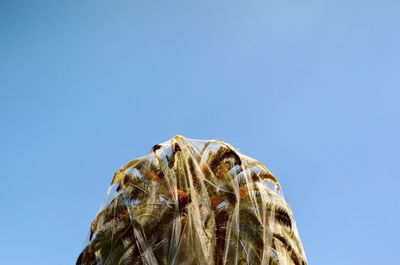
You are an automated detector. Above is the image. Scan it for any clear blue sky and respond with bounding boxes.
[1,1,399,264]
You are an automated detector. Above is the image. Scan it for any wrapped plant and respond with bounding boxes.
[77,135,307,265]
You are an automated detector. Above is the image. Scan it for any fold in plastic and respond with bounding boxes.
[77,135,307,265]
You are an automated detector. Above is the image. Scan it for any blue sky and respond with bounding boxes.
[0,1,399,264]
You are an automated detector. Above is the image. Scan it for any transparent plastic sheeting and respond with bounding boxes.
[77,136,307,265]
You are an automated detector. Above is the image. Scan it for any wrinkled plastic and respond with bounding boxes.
[77,135,307,265]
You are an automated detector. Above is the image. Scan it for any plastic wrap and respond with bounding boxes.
[77,135,307,265]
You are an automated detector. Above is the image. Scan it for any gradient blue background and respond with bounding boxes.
[1,1,399,264]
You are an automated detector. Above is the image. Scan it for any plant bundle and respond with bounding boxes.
[77,135,307,265]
